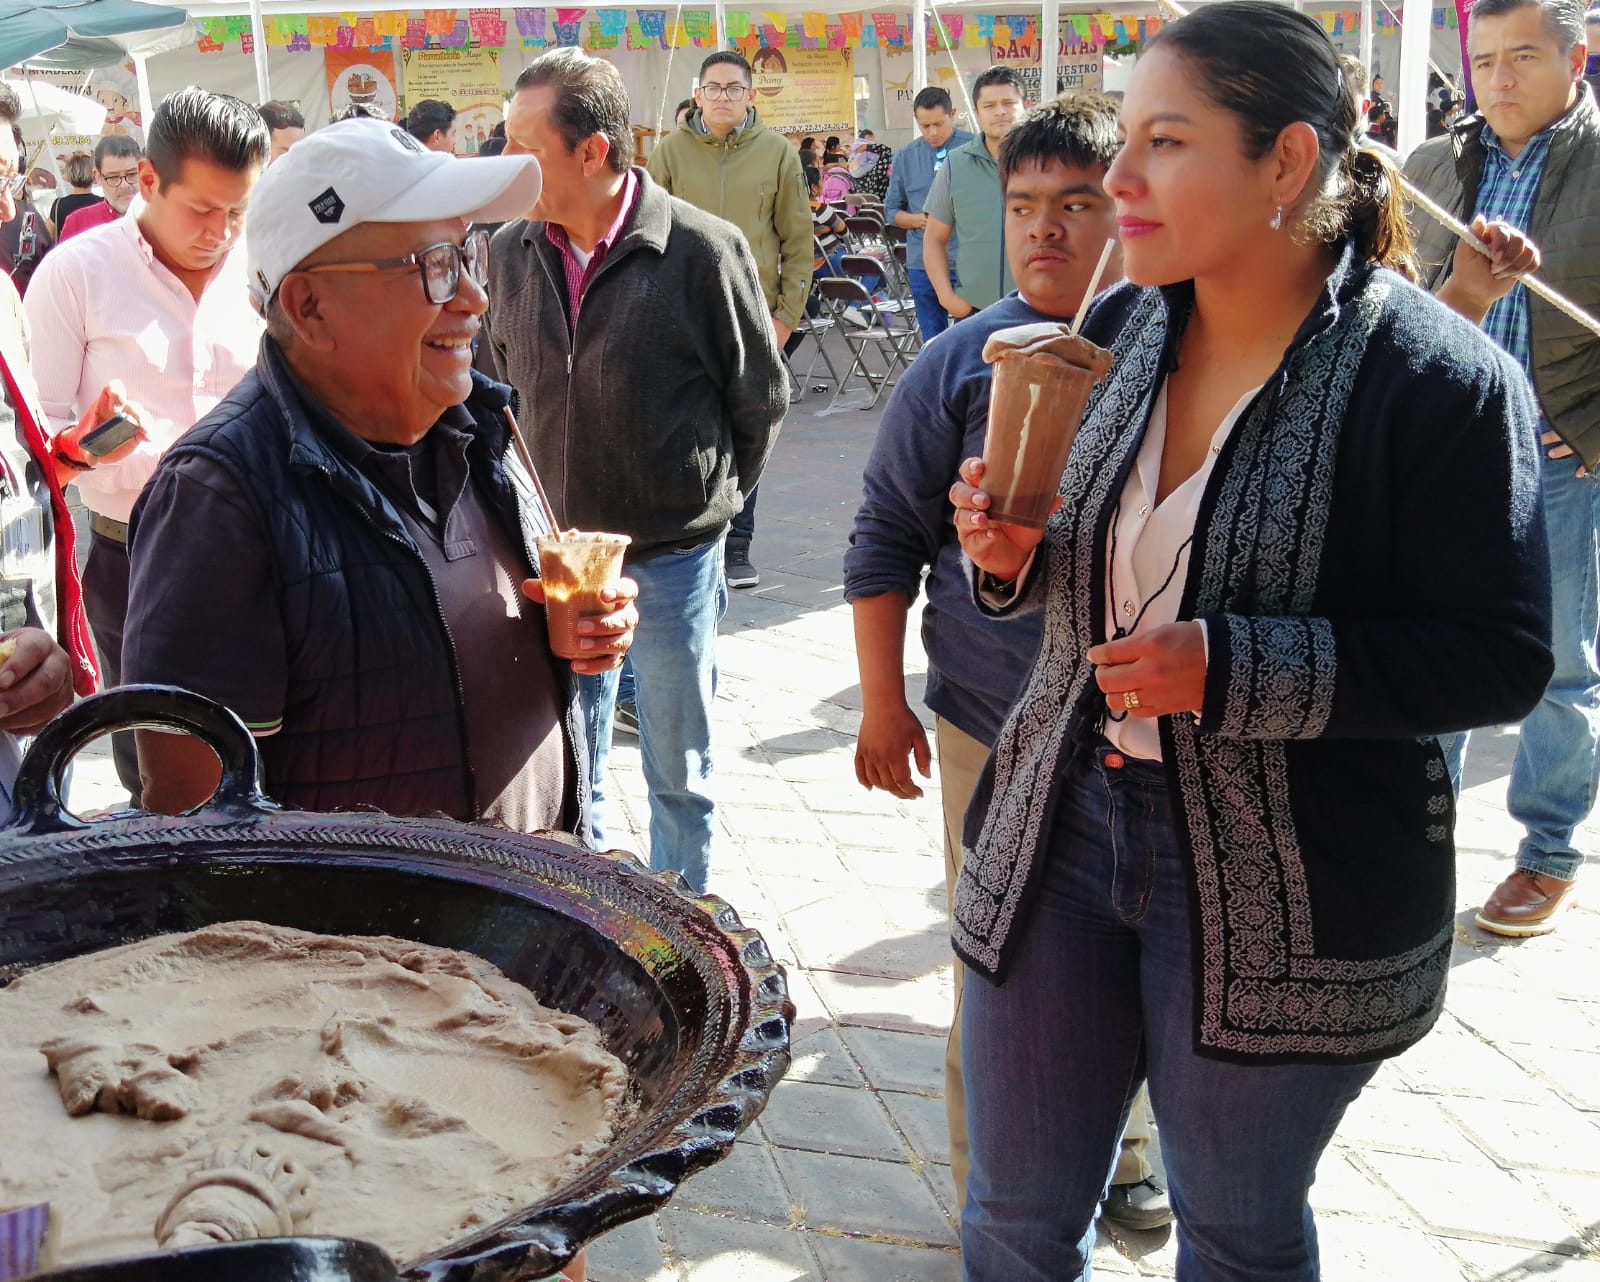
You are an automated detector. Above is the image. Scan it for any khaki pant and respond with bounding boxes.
[935,716,1154,1213]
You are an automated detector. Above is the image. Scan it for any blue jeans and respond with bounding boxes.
[961,745,1379,1282]
[909,267,951,342]
[577,539,726,891]
[1441,446,1600,881]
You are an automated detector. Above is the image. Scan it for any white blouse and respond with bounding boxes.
[1103,380,1262,761]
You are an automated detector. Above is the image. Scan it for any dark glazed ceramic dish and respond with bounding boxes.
[0,687,793,1282]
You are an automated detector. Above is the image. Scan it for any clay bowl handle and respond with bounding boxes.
[6,685,276,836]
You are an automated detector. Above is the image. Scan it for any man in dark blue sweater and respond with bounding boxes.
[845,94,1172,1233]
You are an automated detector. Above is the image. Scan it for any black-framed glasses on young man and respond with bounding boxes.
[296,229,490,305]
[698,83,751,101]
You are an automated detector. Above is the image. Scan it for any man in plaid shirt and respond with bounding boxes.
[1406,0,1600,937]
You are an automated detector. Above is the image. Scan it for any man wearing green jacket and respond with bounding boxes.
[649,50,812,589]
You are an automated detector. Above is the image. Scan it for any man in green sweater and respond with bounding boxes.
[648,50,812,588]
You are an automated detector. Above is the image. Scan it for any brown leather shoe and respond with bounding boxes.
[1474,869,1579,937]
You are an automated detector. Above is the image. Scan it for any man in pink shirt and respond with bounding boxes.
[25,87,266,803]
[57,135,141,242]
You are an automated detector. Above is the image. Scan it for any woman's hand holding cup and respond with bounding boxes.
[950,458,1054,583]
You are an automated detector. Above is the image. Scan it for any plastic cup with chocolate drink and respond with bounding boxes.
[979,325,1114,530]
[535,532,631,659]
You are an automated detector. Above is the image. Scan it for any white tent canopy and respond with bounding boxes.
[151,0,1459,157]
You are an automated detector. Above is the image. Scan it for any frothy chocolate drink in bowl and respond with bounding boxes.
[538,532,631,660]
[980,324,1114,530]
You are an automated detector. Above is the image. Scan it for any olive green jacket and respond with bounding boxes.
[1404,86,1600,468]
[647,107,814,330]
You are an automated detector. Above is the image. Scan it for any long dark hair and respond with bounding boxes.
[1148,1,1418,280]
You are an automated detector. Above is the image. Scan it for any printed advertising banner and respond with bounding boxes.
[325,47,402,122]
[747,47,854,133]
[989,28,1103,100]
[878,41,989,131]
[400,47,503,151]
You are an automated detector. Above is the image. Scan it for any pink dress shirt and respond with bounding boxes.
[542,168,640,334]
[23,199,261,522]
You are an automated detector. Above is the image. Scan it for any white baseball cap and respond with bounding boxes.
[245,118,541,310]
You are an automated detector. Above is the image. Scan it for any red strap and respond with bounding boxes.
[0,344,100,696]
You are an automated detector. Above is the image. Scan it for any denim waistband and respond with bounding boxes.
[1081,737,1168,789]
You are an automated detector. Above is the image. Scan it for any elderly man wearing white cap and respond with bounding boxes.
[123,119,637,846]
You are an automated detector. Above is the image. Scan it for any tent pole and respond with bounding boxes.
[912,0,928,103]
[1396,0,1429,156]
[249,0,272,101]
[714,0,726,48]
[1040,0,1060,102]
[1360,0,1374,82]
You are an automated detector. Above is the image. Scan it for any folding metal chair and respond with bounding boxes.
[815,273,918,409]
[844,213,888,256]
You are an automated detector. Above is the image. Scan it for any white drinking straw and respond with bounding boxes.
[1071,239,1117,337]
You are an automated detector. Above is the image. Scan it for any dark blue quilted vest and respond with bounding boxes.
[136,340,588,830]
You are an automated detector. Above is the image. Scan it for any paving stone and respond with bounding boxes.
[660,1210,817,1281]
[720,802,834,845]
[1333,1086,1497,1162]
[805,966,955,1036]
[818,811,927,851]
[838,1026,948,1095]
[759,1080,908,1161]
[1310,1151,1407,1221]
[1446,986,1600,1051]
[779,966,834,1042]
[786,1026,868,1088]
[1393,1030,1551,1101]
[585,1213,673,1282]
[1362,1151,1578,1248]
[1444,1238,1600,1280]
[852,850,950,892]
[673,1138,793,1223]
[784,898,951,981]
[773,1148,959,1246]
[926,1161,960,1226]
[1441,1096,1600,1174]
[1525,1170,1600,1238]
[1313,1217,1475,1281]
[807,1234,963,1281]
[879,1088,952,1165]
[790,779,914,819]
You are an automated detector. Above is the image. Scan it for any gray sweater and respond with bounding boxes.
[486,169,786,561]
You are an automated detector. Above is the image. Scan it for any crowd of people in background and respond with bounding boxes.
[0,2,1594,1277]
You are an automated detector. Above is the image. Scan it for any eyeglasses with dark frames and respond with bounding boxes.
[698,83,752,101]
[99,172,141,188]
[296,229,490,305]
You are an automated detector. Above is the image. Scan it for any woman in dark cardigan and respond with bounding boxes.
[948,4,1552,1279]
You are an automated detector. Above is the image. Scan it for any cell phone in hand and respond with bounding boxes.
[78,411,137,457]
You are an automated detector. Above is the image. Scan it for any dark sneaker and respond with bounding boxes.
[613,701,639,737]
[725,549,760,589]
[1101,1178,1174,1231]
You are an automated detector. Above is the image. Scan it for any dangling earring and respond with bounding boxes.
[1270,206,1285,231]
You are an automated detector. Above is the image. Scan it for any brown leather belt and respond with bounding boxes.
[90,513,129,544]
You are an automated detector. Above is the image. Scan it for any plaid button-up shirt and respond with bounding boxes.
[1474,121,1555,376]
[543,168,639,336]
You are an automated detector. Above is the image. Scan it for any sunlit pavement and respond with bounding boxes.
[64,337,1600,1280]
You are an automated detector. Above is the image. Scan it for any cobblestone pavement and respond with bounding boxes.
[64,366,1600,1281]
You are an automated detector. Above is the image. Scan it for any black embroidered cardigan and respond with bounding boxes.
[953,247,1554,1065]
